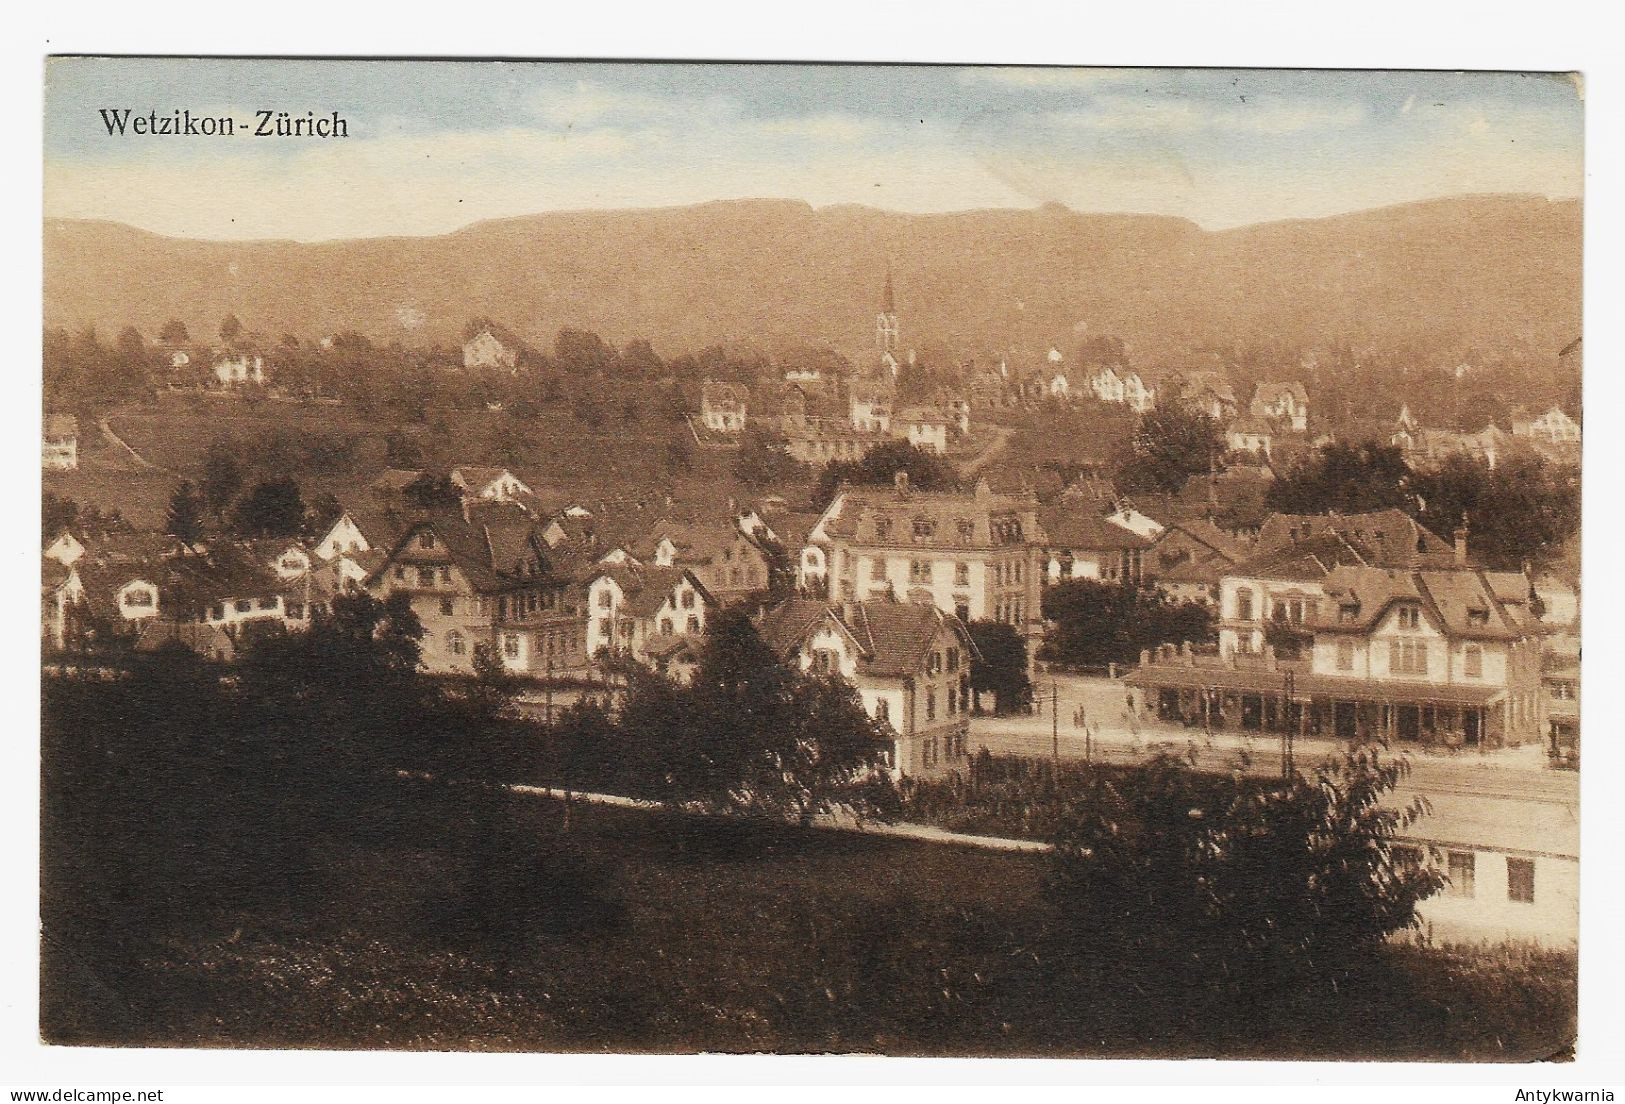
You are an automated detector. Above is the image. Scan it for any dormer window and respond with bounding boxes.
[874,518,892,540]
[420,531,436,549]
[912,518,936,541]
[1338,603,1358,624]
[1467,608,1489,627]
[1397,605,1420,630]
[956,519,975,543]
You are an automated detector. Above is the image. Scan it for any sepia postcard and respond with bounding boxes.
[39,59,1582,1063]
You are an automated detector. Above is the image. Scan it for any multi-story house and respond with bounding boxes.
[849,381,894,433]
[1037,504,1150,586]
[1225,415,1274,459]
[1088,365,1157,413]
[367,507,586,677]
[699,380,749,434]
[638,518,774,606]
[808,473,1043,652]
[211,351,267,389]
[1219,510,1453,657]
[1177,371,1239,422]
[1248,381,1309,432]
[1511,404,1581,446]
[1130,525,1544,751]
[756,595,977,778]
[42,414,79,471]
[583,563,710,668]
[893,406,950,454]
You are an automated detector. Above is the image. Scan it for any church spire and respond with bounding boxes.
[876,269,899,354]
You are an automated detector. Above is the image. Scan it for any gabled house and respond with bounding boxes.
[808,474,1043,657]
[893,406,950,454]
[1249,381,1310,433]
[1511,404,1581,446]
[367,508,584,677]
[462,326,519,371]
[584,563,711,668]
[1177,371,1239,422]
[639,517,773,606]
[849,380,894,433]
[43,414,79,471]
[1225,415,1275,459]
[450,466,532,504]
[699,380,750,434]
[756,595,977,778]
[1037,504,1149,586]
[43,528,85,567]
[41,560,83,651]
[1088,365,1157,413]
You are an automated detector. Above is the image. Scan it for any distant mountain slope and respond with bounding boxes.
[43,194,1581,361]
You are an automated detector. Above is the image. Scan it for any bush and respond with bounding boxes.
[1045,744,1445,1004]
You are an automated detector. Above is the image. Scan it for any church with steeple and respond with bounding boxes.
[874,270,909,380]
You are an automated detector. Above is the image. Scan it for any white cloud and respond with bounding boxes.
[1055,95,1368,135]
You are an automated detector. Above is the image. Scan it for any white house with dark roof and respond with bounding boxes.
[756,595,978,779]
[43,414,79,471]
[584,563,710,669]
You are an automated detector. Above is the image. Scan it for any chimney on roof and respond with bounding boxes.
[1455,520,1470,565]
[894,470,910,497]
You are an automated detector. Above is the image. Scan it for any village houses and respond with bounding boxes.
[699,380,750,434]
[462,326,520,371]
[583,563,711,675]
[1088,364,1157,413]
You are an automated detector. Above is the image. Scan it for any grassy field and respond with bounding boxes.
[71,396,819,524]
[41,781,1576,1059]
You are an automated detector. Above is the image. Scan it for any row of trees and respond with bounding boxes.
[1111,406,1579,572]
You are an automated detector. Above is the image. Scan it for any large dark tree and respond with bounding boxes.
[1265,441,1415,515]
[732,429,801,488]
[817,439,957,501]
[1412,453,1580,571]
[1115,407,1224,495]
[157,319,189,345]
[218,313,244,345]
[231,478,307,538]
[201,439,244,518]
[1040,580,1216,670]
[967,620,1033,715]
[164,481,205,550]
[610,608,896,822]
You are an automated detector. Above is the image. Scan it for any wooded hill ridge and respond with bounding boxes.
[45,193,1581,363]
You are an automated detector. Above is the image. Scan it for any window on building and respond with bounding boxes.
[814,649,836,675]
[439,597,455,617]
[286,601,305,619]
[910,560,932,584]
[1398,605,1420,630]
[1391,639,1429,676]
[1550,679,1577,701]
[234,599,252,614]
[598,589,613,609]
[954,562,970,586]
[448,632,466,656]
[687,615,700,633]
[947,647,960,672]
[1446,851,1476,897]
[954,600,970,623]
[1464,644,1483,678]
[417,567,436,587]
[912,518,935,541]
[394,566,407,581]
[597,617,611,640]
[1337,639,1354,671]
[925,689,936,722]
[1236,587,1254,621]
[1467,608,1489,627]
[125,588,153,607]
[503,633,520,659]
[948,687,957,715]
[870,558,887,581]
[420,532,436,549]
[873,518,892,540]
[875,699,890,725]
[681,589,695,609]
[660,617,673,635]
[1507,857,1535,903]
[957,520,975,543]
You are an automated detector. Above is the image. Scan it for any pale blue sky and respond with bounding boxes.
[44,60,1583,240]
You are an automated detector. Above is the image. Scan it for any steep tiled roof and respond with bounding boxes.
[1313,564,1532,641]
[370,468,425,495]
[1038,505,1148,551]
[594,563,707,619]
[817,482,1038,550]
[756,597,974,680]
[1256,510,1450,567]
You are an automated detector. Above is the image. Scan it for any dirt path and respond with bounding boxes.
[97,414,171,473]
[959,424,1014,480]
